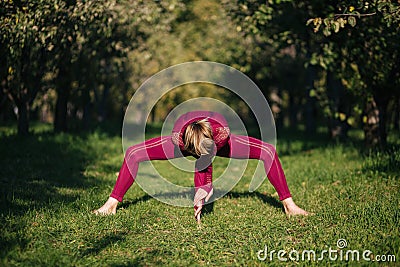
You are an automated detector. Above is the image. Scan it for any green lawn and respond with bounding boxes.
[0,124,399,266]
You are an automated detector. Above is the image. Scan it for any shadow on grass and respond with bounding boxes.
[118,195,153,210]
[361,145,400,177]
[110,260,148,267]
[201,191,283,217]
[80,231,128,257]
[109,251,164,267]
[226,191,283,209]
[0,132,102,213]
[117,190,283,216]
[0,130,106,259]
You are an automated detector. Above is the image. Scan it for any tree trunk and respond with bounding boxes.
[83,104,91,130]
[17,101,29,135]
[98,85,109,122]
[54,59,70,133]
[363,97,380,147]
[394,98,400,131]
[327,71,349,139]
[82,87,92,130]
[288,95,298,128]
[150,106,156,124]
[305,65,317,135]
[54,86,69,132]
[374,93,389,147]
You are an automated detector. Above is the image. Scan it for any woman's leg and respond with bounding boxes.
[217,134,309,215]
[94,136,179,215]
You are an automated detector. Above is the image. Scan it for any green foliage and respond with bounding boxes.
[126,0,257,122]
[1,0,255,130]
[0,0,183,133]
[1,0,399,146]
[304,0,400,103]
[226,0,400,145]
[307,1,400,36]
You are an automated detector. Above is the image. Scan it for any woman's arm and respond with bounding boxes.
[193,161,213,223]
[194,162,213,193]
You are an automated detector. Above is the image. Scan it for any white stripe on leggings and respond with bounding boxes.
[126,138,168,161]
[234,136,275,159]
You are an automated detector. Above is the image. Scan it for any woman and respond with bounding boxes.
[94,111,309,221]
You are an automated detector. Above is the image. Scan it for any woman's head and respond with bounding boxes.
[183,118,215,157]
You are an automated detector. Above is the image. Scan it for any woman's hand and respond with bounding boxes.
[193,187,213,223]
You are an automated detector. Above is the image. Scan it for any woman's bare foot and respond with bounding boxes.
[93,197,119,215]
[282,197,310,216]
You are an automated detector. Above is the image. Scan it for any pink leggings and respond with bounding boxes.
[110,134,291,202]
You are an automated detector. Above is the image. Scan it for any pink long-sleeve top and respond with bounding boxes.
[171,111,231,193]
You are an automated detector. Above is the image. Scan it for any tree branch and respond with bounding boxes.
[334,12,377,18]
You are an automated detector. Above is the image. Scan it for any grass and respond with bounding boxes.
[0,123,399,266]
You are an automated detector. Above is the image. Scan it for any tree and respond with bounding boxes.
[0,0,56,135]
[307,0,400,146]
[0,0,164,133]
[223,0,332,134]
[51,0,134,132]
[225,0,400,146]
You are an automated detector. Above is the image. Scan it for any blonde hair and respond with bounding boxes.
[184,118,214,157]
